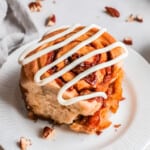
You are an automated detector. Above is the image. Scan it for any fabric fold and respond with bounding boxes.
[0,0,39,67]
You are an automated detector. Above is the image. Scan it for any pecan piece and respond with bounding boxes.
[135,15,143,22]
[47,51,56,65]
[28,1,42,12]
[46,14,56,26]
[123,37,133,45]
[105,6,120,17]
[126,14,143,23]
[18,137,32,150]
[114,124,121,128]
[96,130,102,135]
[42,126,55,139]
[126,14,135,22]
[84,72,97,86]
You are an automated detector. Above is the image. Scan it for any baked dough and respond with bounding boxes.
[19,25,126,134]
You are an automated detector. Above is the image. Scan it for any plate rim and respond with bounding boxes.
[0,42,150,150]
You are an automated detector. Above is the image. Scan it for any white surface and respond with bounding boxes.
[26,0,150,63]
[0,44,150,150]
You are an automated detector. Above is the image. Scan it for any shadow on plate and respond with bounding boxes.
[0,68,27,119]
[140,45,150,63]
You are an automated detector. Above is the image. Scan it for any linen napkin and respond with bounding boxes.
[0,0,38,67]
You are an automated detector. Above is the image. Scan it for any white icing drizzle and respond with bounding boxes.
[19,24,100,65]
[19,24,128,106]
[34,28,107,84]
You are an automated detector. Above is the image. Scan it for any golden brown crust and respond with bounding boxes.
[70,69,124,134]
[20,26,124,134]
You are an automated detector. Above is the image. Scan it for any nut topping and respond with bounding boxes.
[123,37,133,45]
[114,124,121,128]
[126,14,143,23]
[84,72,97,86]
[126,14,135,22]
[28,1,42,12]
[135,15,143,22]
[105,6,120,17]
[18,137,32,150]
[46,14,56,26]
[42,126,55,139]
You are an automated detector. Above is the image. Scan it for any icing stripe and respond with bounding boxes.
[34,28,107,84]
[34,41,124,85]
[57,92,107,106]
[58,46,128,105]
[19,24,80,64]
[19,24,101,65]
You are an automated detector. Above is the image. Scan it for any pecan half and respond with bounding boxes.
[105,6,120,17]
[42,126,55,139]
[28,1,42,12]
[123,37,133,45]
[84,72,97,86]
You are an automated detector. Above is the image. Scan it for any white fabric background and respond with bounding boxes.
[0,0,38,67]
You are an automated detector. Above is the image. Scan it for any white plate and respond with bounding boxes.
[0,46,150,150]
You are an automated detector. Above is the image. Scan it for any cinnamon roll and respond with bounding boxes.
[19,24,128,134]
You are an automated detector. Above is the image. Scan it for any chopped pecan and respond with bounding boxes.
[67,86,74,91]
[72,55,99,74]
[103,75,112,83]
[70,53,81,62]
[18,137,32,150]
[105,6,120,17]
[94,54,100,64]
[114,124,121,128]
[48,66,57,74]
[64,58,70,65]
[126,14,135,22]
[46,51,57,74]
[42,126,55,139]
[47,51,56,65]
[28,1,42,12]
[46,14,56,26]
[72,62,89,74]
[123,37,133,45]
[135,15,143,22]
[84,72,97,86]
[96,130,102,135]
[126,14,143,23]
[55,78,65,86]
